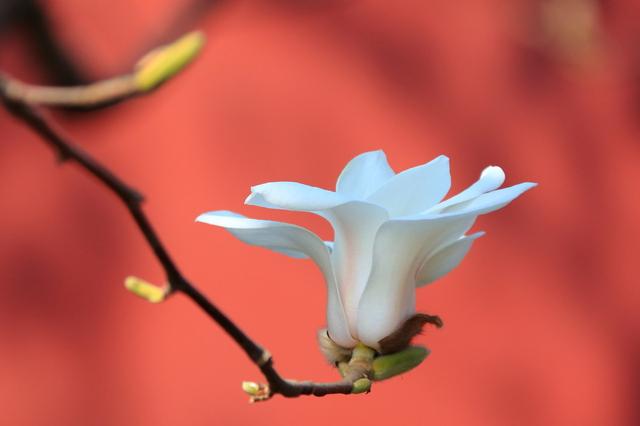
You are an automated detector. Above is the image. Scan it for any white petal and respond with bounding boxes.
[415,232,484,287]
[321,202,389,338]
[440,182,537,216]
[356,213,475,348]
[196,210,357,347]
[246,180,389,339]
[366,155,451,217]
[245,182,350,211]
[336,150,395,199]
[428,166,505,212]
[324,241,334,253]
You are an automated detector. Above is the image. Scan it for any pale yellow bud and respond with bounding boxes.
[351,378,371,394]
[134,31,205,92]
[241,381,261,396]
[124,276,168,303]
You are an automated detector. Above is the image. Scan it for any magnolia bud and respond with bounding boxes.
[241,381,261,396]
[124,276,168,303]
[241,381,270,402]
[134,31,205,92]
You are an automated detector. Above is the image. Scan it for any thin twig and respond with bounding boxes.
[0,74,365,400]
[1,0,86,85]
[0,31,205,110]
[1,74,138,108]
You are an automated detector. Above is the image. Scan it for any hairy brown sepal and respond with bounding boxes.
[317,329,353,364]
[377,313,443,355]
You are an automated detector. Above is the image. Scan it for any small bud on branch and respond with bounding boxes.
[0,31,204,109]
[0,54,384,401]
[124,276,169,303]
[134,31,205,92]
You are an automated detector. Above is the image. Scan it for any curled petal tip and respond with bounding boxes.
[134,31,205,92]
[124,276,168,303]
[480,165,505,188]
[244,192,258,205]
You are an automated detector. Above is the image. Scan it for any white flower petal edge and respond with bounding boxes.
[428,165,505,212]
[321,202,388,337]
[366,155,451,217]
[195,210,357,348]
[248,182,390,338]
[245,182,350,211]
[336,150,395,199]
[415,231,485,287]
[438,182,537,215]
[356,213,476,348]
[357,181,536,348]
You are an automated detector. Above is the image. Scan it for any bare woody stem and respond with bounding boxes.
[0,74,368,400]
[0,31,206,110]
[1,75,138,109]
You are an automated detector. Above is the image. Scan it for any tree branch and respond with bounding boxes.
[1,0,86,85]
[0,31,205,110]
[0,74,369,401]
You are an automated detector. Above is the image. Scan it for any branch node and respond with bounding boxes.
[257,349,272,367]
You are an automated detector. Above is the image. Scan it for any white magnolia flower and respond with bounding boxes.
[197,151,535,351]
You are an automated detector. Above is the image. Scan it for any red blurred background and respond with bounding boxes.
[1,0,639,425]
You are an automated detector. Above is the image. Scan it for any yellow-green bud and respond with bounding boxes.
[134,31,205,92]
[351,378,371,394]
[241,381,261,396]
[124,276,168,303]
[372,346,430,381]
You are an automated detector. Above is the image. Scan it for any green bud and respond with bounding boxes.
[241,381,261,396]
[134,31,205,92]
[351,378,371,394]
[372,346,430,381]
